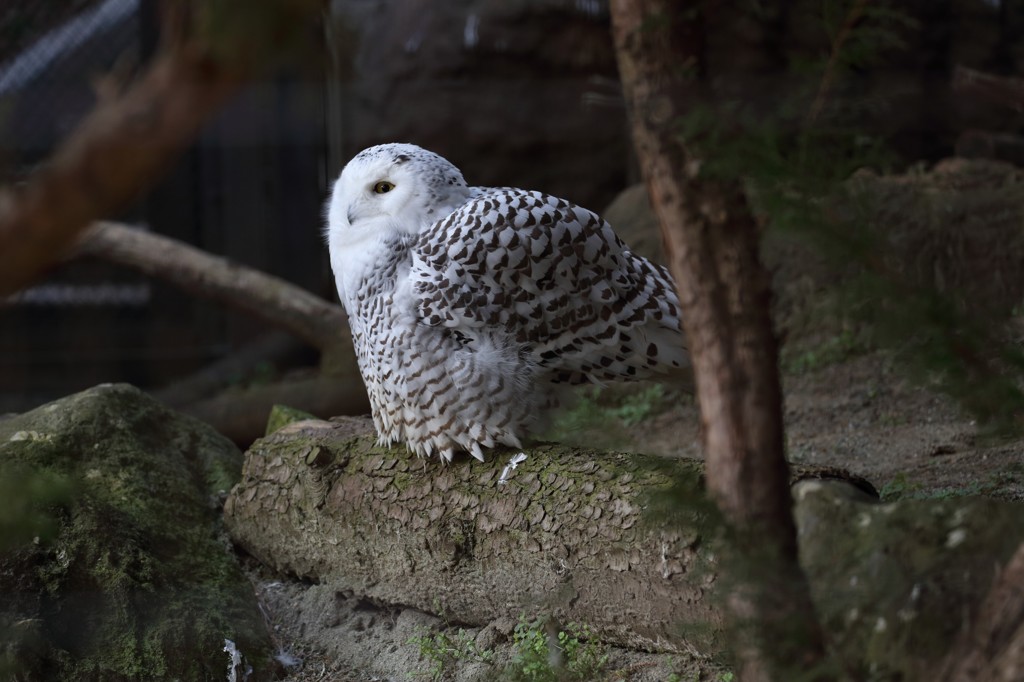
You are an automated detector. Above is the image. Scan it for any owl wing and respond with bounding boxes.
[409,188,687,383]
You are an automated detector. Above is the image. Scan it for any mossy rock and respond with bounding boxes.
[0,384,276,681]
[796,479,1024,680]
[265,403,318,436]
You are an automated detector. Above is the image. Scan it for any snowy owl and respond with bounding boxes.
[326,143,687,463]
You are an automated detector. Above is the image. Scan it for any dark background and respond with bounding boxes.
[1,0,1021,413]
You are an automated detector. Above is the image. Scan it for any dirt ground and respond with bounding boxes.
[636,352,1024,502]
[237,344,1024,681]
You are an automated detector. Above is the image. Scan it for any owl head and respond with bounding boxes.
[325,143,472,248]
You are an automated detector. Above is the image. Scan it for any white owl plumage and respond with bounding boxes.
[326,143,687,463]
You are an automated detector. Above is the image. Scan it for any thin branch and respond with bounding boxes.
[0,0,324,297]
[73,221,347,353]
[805,0,871,129]
[953,65,1024,113]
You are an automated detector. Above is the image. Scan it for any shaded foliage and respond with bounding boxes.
[680,0,1024,433]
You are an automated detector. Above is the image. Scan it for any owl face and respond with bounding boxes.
[326,143,472,247]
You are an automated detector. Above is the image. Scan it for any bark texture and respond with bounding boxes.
[224,417,871,656]
[226,418,717,655]
[608,2,826,678]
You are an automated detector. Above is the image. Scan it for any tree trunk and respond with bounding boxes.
[608,2,827,679]
[223,417,870,656]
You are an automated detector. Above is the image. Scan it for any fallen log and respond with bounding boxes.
[952,65,1024,113]
[223,417,873,655]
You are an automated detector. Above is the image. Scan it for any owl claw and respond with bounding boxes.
[469,442,485,462]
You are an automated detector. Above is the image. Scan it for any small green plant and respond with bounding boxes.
[506,617,609,682]
[409,626,493,680]
[781,329,868,375]
[879,472,1006,502]
[878,472,921,501]
[609,384,668,426]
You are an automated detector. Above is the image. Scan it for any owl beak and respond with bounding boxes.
[346,199,373,226]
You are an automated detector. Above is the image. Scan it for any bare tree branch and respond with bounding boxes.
[805,0,871,128]
[0,1,324,297]
[0,49,244,296]
[183,375,369,445]
[74,221,348,355]
[953,66,1024,113]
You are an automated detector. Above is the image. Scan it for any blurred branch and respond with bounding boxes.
[805,0,871,128]
[182,373,370,445]
[0,0,324,297]
[154,331,307,407]
[953,65,1024,113]
[0,47,242,296]
[74,221,348,355]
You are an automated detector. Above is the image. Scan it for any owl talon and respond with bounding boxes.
[469,442,485,462]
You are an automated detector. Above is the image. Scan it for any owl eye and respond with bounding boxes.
[373,181,395,194]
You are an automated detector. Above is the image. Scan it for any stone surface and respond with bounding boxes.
[330,0,629,212]
[795,479,1024,680]
[0,383,276,681]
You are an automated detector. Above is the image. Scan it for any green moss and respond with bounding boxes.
[0,384,274,681]
[265,403,318,436]
[797,482,1024,679]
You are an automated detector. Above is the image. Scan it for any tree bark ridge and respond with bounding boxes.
[608,2,827,679]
